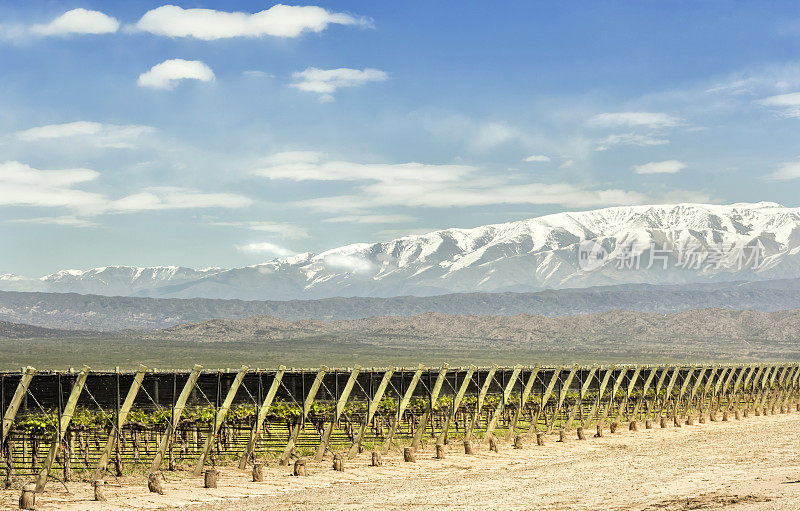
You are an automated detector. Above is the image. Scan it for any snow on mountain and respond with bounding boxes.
[3,202,800,300]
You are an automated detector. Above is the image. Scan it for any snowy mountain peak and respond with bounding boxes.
[2,202,800,300]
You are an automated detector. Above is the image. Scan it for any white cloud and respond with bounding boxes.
[633,160,686,174]
[8,215,96,227]
[522,154,551,162]
[290,67,387,101]
[111,187,252,211]
[235,242,295,257]
[324,214,418,224]
[14,121,155,148]
[256,152,472,182]
[134,4,368,40]
[764,161,800,181]
[210,220,309,239]
[31,8,119,36]
[0,161,252,224]
[595,133,669,151]
[471,122,520,150]
[259,153,699,214]
[758,92,800,118]
[320,253,375,273]
[588,112,684,129]
[137,59,215,90]
[0,161,105,212]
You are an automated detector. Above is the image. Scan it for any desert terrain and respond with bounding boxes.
[3,410,798,510]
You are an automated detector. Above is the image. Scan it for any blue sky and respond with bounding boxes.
[1,1,800,275]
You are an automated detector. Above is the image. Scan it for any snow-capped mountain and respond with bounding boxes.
[3,202,800,300]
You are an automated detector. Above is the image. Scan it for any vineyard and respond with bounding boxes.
[1,362,798,496]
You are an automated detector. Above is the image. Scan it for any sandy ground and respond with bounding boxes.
[4,412,800,511]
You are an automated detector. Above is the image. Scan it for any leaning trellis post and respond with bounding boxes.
[631,366,658,421]
[349,368,394,457]
[2,366,35,445]
[505,364,540,439]
[193,366,249,475]
[484,365,522,439]
[314,366,361,461]
[467,365,498,440]
[382,365,424,455]
[239,366,285,469]
[528,366,561,435]
[279,367,327,465]
[35,365,90,493]
[565,365,598,430]
[618,365,642,422]
[546,364,579,433]
[411,364,449,450]
[597,367,628,428]
[438,366,476,444]
[687,366,708,416]
[674,366,696,418]
[93,365,147,480]
[151,364,203,473]
[583,365,614,429]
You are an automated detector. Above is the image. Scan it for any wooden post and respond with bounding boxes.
[484,365,522,440]
[372,451,383,466]
[381,365,424,455]
[464,438,474,454]
[35,365,89,493]
[584,365,615,429]
[148,472,164,494]
[403,447,416,462]
[436,443,447,458]
[239,366,285,469]
[193,366,249,475]
[333,453,344,471]
[19,482,36,510]
[513,435,523,449]
[618,365,642,422]
[411,365,449,451]
[437,366,476,444]
[252,463,263,482]
[347,368,394,457]
[565,365,598,431]
[94,364,146,480]
[597,367,629,431]
[535,432,544,446]
[280,367,327,465]
[505,364,540,439]
[315,367,361,461]
[2,367,35,445]
[546,364,579,433]
[674,366,696,419]
[203,468,219,488]
[151,365,203,473]
[489,436,498,452]
[631,366,658,421]
[467,365,498,441]
[528,366,562,436]
[93,479,106,501]
[576,427,585,440]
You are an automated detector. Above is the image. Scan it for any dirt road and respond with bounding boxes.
[5,412,800,510]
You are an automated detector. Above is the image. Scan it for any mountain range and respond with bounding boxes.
[2,202,800,301]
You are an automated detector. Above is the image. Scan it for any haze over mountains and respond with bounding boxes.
[3,202,800,301]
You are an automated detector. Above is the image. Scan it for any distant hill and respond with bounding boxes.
[2,278,800,331]
[3,203,800,300]
[0,320,96,339]
[146,308,800,360]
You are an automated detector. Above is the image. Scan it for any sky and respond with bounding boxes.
[1,1,800,276]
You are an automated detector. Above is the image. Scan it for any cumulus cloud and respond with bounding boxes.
[235,242,295,257]
[137,59,215,90]
[633,160,686,174]
[764,160,800,181]
[595,133,669,151]
[30,8,119,36]
[758,92,800,118]
[14,121,155,148]
[522,154,551,162]
[134,4,368,40]
[290,67,387,101]
[588,112,684,129]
